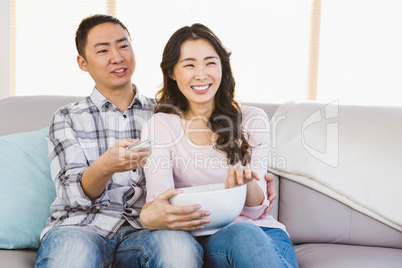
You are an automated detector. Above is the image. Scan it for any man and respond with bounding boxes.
[34,14,203,268]
[35,14,277,267]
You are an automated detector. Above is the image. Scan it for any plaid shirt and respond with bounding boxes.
[41,87,155,239]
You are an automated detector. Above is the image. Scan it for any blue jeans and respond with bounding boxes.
[35,225,203,268]
[198,222,298,268]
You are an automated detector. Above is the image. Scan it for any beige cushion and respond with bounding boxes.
[270,101,402,232]
[295,243,402,268]
[280,178,402,248]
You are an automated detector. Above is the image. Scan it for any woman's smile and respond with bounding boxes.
[191,84,211,93]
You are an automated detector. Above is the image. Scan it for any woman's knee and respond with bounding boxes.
[202,222,268,255]
[202,223,288,267]
[261,227,299,268]
[211,222,265,244]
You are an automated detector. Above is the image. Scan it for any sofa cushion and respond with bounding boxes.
[279,178,402,248]
[0,250,36,268]
[0,95,83,136]
[0,127,55,249]
[269,101,402,232]
[295,243,402,268]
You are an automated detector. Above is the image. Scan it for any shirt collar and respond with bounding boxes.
[90,84,146,111]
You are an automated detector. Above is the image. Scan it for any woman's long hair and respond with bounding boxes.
[156,23,250,165]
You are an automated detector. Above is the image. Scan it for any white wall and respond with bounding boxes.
[0,1,11,100]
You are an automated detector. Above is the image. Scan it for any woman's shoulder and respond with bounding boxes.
[150,112,182,136]
[151,112,182,126]
[152,112,180,121]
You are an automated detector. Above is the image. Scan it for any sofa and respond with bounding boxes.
[0,95,401,267]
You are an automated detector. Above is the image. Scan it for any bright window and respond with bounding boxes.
[5,0,402,106]
[12,0,107,97]
[116,0,311,103]
[8,0,311,103]
[317,0,402,106]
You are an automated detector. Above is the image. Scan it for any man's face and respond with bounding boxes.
[77,22,135,93]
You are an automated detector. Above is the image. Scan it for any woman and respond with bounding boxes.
[140,23,298,267]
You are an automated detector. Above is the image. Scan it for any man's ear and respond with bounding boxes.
[77,55,88,72]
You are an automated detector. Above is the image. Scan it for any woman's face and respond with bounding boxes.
[172,39,222,112]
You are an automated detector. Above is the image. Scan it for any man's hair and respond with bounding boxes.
[75,14,131,60]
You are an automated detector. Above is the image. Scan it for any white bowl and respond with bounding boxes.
[168,183,247,236]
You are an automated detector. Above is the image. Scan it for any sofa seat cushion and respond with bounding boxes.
[295,243,402,268]
[0,250,36,268]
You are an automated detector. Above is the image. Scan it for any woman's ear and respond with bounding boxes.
[77,55,88,72]
[169,71,176,81]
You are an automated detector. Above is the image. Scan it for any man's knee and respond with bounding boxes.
[35,226,111,268]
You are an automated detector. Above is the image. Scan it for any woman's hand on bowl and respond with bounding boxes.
[139,188,210,231]
[225,165,260,189]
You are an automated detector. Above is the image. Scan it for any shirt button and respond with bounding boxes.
[123,114,127,118]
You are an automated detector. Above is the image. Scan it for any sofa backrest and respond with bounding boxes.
[0,95,83,136]
[267,101,402,249]
[3,96,400,250]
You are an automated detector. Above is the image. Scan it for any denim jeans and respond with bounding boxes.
[35,225,203,268]
[198,222,298,268]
